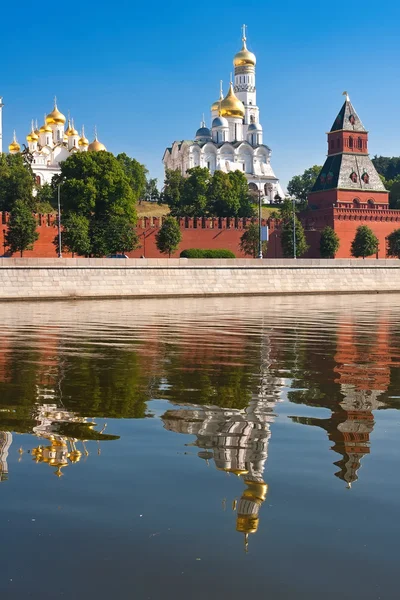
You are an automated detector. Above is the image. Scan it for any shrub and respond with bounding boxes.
[180,248,235,258]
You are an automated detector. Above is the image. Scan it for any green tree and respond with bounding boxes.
[180,167,211,216]
[386,229,400,259]
[208,171,239,217]
[34,183,55,213]
[5,200,39,257]
[240,223,260,257]
[155,216,182,257]
[0,154,35,211]
[351,225,379,258]
[161,169,185,215]
[54,213,91,256]
[287,165,322,207]
[228,171,255,217]
[372,156,400,181]
[320,226,340,258]
[57,151,137,222]
[281,216,309,258]
[143,177,160,203]
[116,153,147,204]
[103,215,139,255]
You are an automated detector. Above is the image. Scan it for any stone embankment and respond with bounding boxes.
[0,258,400,301]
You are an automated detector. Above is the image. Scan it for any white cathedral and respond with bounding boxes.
[1,97,107,186]
[163,27,284,203]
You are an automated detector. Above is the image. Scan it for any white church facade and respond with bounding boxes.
[163,27,284,203]
[1,98,107,186]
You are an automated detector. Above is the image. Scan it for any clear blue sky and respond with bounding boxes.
[2,0,400,190]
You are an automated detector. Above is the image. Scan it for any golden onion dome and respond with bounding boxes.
[46,100,66,125]
[78,135,89,147]
[34,121,40,136]
[40,122,52,133]
[65,119,79,137]
[26,131,39,143]
[233,38,256,67]
[220,82,245,119]
[211,81,224,113]
[8,132,20,153]
[88,136,106,152]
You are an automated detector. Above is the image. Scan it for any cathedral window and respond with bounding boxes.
[349,136,354,148]
[35,175,41,186]
[357,137,362,149]
[207,161,211,170]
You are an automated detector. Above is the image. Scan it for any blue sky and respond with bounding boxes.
[2,0,400,190]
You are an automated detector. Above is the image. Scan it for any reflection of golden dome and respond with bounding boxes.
[220,82,245,119]
[8,132,20,153]
[46,101,66,125]
[233,38,256,67]
[243,479,268,501]
[69,450,82,463]
[88,136,106,152]
[229,469,249,476]
[236,515,259,534]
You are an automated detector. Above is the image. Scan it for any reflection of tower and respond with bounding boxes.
[291,319,390,487]
[0,432,12,481]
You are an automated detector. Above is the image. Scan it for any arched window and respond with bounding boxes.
[35,175,41,186]
[358,137,362,149]
[367,199,375,208]
[349,136,354,149]
[353,198,360,208]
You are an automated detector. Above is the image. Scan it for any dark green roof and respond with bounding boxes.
[330,97,366,133]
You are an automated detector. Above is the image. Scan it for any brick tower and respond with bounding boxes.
[303,92,400,258]
[309,92,388,210]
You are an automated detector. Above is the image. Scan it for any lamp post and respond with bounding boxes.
[293,197,297,259]
[257,178,263,259]
[57,183,62,258]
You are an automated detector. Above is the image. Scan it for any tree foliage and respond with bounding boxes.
[351,225,379,258]
[5,199,39,256]
[320,226,340,258]
[0,154,34,212]
[281,215,309,258]
[287,165,322,206]
[386,229,400,259]
[161,168,255,218]
[34,182,56,213]
[372,156,400,181]
[143,178,160,203]
[56,151,137,222]
[240,223,260,258]
[55,213,91,256]
[116,153,147,204]
[155,216,182,257]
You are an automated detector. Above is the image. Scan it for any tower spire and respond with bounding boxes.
[242,24,247,48]
[343,90,350,102]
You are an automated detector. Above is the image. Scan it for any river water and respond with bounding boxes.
[0,295,399,599]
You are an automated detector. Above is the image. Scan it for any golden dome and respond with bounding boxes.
[220,82,245,119]
[26,122,39,143]
[88,135,106,152]
[46,99,66,125]
[211,81,224,113]
[40,122,52,134]
[233,29,256,67]
[34,121,40,136]
[65,119,79,137]
[8,132,20,153]
[78,135,89,147]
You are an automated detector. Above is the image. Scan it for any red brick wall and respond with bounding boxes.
[0,214,271,259]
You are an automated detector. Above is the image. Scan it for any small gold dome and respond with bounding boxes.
[78,135,89,147]
[8,132,20,153]
[40,122,52,133]
[26,131,39,143]
[233,39,256,67]
[220,82,245,119]
[211,81,224,113]
[46,100,66,125]
[88,137,106,152]
[65,119,79,137]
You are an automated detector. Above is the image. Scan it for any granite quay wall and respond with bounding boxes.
[1,258,400,300]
